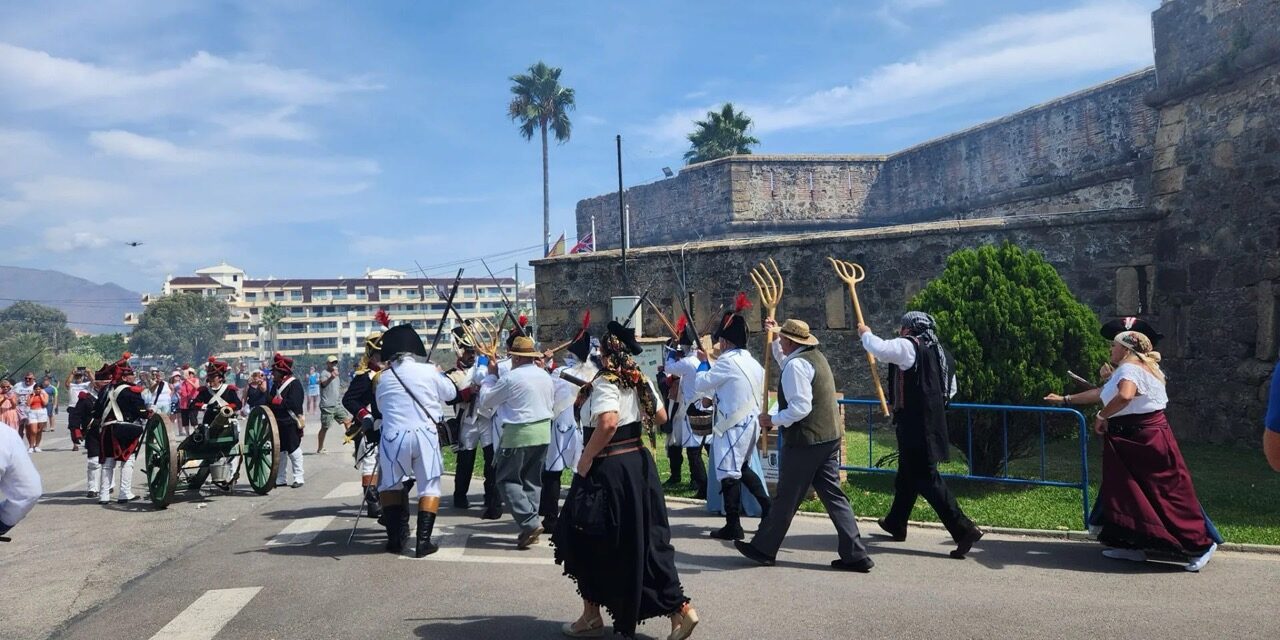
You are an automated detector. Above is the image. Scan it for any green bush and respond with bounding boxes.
[909,242,1108,475]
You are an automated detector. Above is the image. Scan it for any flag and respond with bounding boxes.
[547,233,566,257]
[570,232,594,254]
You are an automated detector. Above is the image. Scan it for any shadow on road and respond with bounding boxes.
[411,615,667,639]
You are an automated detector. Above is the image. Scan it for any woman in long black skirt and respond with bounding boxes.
[553,321,699,639]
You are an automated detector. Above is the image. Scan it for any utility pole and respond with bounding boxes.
[617,134,627,281]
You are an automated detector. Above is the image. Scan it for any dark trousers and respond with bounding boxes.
[454,445,500,507]
[539,470,562,527]
[885,445,974,541]
[666,445,684,481]
[752,438,868,562]
[687,446,708,496]
[495,444,547,534]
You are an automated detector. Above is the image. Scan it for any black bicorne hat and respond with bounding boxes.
[567,328,592,361]
[380,324,427,360]
[605,321,643,356]
[1100,317,1164,347]
[677,318,696,347]
[712,312,749,348]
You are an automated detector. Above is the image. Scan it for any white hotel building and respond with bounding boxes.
[125,263,519,361]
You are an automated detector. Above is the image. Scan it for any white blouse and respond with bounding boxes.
[1100,363,1168,417]
[585,377,659,427]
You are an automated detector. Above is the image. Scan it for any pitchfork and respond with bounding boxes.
[749,258,784,455]
[828,257,889,417]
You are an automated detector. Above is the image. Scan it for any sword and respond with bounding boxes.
[425,268,465,362]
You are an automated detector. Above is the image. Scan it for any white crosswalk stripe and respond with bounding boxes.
[323,481,363,499]
[268,516,336,546]
[148,587,261,640]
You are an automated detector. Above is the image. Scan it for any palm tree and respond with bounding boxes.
[261,302,283,357]
[684,103,760,165]
[508,61,575,256]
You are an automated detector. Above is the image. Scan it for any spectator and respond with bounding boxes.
[42,375,58,433]
[13,373,35,439]
[178,368,200,437]
[245,371,270,409]
[167,372,182,430]
[234,362,250,396]
[306,366,321,414]
[317,356,349,454]
[23,376,49,452]
[1265,359,1280,472]
[149,371,173,419]
[0,380,18,431]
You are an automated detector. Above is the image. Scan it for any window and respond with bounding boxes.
[245,292,257,301]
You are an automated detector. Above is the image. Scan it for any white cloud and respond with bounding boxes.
[213,107,315,141]
[89,129,201,162]
[875,0,948,31]
[643,1,1154,152]
[0,43,379,128]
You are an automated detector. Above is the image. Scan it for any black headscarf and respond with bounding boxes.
[900,311,954,402]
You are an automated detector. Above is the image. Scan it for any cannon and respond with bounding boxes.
[143,405,280,509]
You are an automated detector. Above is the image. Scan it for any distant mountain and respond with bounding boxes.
[0,266,141,335]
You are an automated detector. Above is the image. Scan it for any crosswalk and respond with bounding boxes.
[149,587,262,640]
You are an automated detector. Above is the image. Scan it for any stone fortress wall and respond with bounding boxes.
[545,0,1280,444]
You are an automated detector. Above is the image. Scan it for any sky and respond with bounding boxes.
[0,0,1161,293]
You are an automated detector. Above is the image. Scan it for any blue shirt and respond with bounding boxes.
[1266,361,1280,434]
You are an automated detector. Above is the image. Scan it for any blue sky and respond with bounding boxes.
[0,0,1159,292]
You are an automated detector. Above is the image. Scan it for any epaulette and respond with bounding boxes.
[371,370,383,386]
[226,384,240,393]
[129,385,144,393]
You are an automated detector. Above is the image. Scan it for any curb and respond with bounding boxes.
[664,497,1280,556]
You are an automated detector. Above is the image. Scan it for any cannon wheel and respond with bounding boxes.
[244,407,280,495]
[144,414,179,509]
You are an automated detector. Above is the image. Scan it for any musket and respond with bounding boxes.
[621,290,649,328]
[425,269,465,362]
[1,346,47,383]
[480,259,521,329]
[664,251,703,350]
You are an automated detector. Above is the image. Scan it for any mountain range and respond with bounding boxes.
[0,266,141,335]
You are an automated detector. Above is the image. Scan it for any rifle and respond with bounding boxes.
[0,346,46,383]
[425,268,465,362]
[480,259,521,329]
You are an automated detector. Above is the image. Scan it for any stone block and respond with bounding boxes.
[1212,141,1236,168]
[1115,267,1140,315]
[1152,166,1186,195]
[1258,280,1277,359]
[1152,145,1179,171]
[825,286,848,329]
[538,308,568,326]
[1155,121,1186,148]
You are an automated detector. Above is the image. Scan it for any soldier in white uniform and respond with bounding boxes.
[447,326,501,518]
[0,424,42,539]
[374,324,458,557]
[539,326,596,532]
[664,316,711,499]
[695,305,773,541]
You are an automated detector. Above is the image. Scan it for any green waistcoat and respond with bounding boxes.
[777,347,841,447]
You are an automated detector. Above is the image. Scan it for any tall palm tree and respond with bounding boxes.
[261,302,283,357]
[684,103,760,165]
[508,61,575,256]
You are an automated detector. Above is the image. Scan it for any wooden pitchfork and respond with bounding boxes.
[828,257,889,417]
[748,258,783,455]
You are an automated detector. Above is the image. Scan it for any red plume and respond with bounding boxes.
[374,308,390,328]
[121,351,132,360]
[518,313,528,327]
[207,356,216,364]
[675,314,688,335]
[581,310,591,330]
[733,292,752,313]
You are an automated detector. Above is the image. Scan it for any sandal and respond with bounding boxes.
[561,616,604,638]
[667,603,699,640]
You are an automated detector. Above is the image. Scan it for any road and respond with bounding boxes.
[4,422,1278,640]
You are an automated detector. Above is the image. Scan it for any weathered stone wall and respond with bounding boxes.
[579,71,1157,250]
[1146,0,1280,442]
[546,0,1280,444]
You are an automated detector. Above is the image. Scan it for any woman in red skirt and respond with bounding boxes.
[1048,330,1217,571]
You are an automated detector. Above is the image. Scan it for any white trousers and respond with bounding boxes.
[378,425,442,498]
[711,416,759,480]
[86,458,102,494]
[457,414,495,451]
[276,449,305,485]
[99,456,136,502]
[356,436,378,475]
[544,415,582,473]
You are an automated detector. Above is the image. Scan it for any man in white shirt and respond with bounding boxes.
[859,311,983,559]
[374,324,458,557]
[664,320,710,499]
[695,310,772,541]
[477,335,555,549]
[736,319,873,572]
[0,424,42,540]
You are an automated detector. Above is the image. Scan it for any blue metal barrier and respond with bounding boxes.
[836,398,1091,529]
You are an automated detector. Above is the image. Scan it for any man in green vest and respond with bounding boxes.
[734,318,873,572]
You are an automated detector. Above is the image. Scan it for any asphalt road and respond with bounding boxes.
[4,421,1278,640]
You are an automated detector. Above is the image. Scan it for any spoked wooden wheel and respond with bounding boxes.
[244,407,280,495]
[144,414,179,509]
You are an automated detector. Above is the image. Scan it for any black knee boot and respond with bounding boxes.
[364,485,383,519]
[480,445,502,520]
[710,479,744,540]
[740,465,772,519]
[383,504,407,553]
[539,469,562,530]
[454,448,476,508]
[687,447,708,499]
[416,510,439,558]
[664,445,683,486]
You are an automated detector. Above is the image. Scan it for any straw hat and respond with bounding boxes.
[509,336,543,358]
[777,318,819,346]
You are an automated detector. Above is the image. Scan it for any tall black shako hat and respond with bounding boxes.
[1100,317,1164,347]
[675,314,696,347]
[605,320,643,356]
[380,323,427,360]
[712,293,752,348]
[567,310,592,361]
[504,313,529,349]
